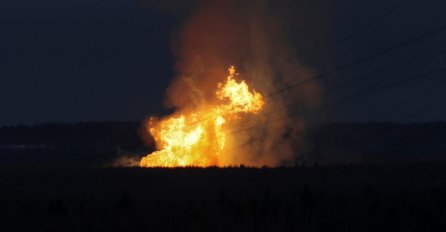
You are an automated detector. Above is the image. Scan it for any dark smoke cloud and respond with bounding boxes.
[143,0,330,165]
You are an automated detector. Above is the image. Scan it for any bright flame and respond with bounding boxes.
[139,66,265,167]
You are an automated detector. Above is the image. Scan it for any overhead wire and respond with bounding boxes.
[225,54,446,153]
[320,0,403,57]
[161,23,446,134]
[229,49,446,135]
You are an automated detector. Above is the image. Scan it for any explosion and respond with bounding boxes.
[139,66,265,167]
[134,0,319,168]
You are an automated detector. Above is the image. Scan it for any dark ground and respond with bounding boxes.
[1,122,446,231]
[1,164,446,232]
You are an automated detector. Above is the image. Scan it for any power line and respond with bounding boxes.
[230,52,446,135]
[401,95,446,122]
[320,0,403,57]
[267,23,446,98]
[233,46,443,129]
[136,23,446,161]
[225,63,446,153]
[165,24,446,133]
[369,74,446,122]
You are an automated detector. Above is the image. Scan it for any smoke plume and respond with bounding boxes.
[145,0,322,166]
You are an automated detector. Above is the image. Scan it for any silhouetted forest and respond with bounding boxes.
[1,122,446,231]
[1,121,446,168]
[0,122,149,169]
[1,165,446,232]
[0,121,143,150]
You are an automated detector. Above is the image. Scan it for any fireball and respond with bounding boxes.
[139,66,265,167]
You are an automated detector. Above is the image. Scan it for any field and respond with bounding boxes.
[1,164,446,232]
[1,122,446,231]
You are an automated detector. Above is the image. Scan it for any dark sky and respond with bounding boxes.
[0,0,176,125]
[1,0,446,126]
[317,0,446,123]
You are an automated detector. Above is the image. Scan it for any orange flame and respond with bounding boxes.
[139,66,264,167]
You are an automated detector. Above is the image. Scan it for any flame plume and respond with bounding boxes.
[139,66,264,167]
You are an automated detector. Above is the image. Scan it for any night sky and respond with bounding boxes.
[1,0,446,126]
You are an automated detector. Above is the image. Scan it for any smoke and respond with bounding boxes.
[145,0,323,166]
[111,155,141,167]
